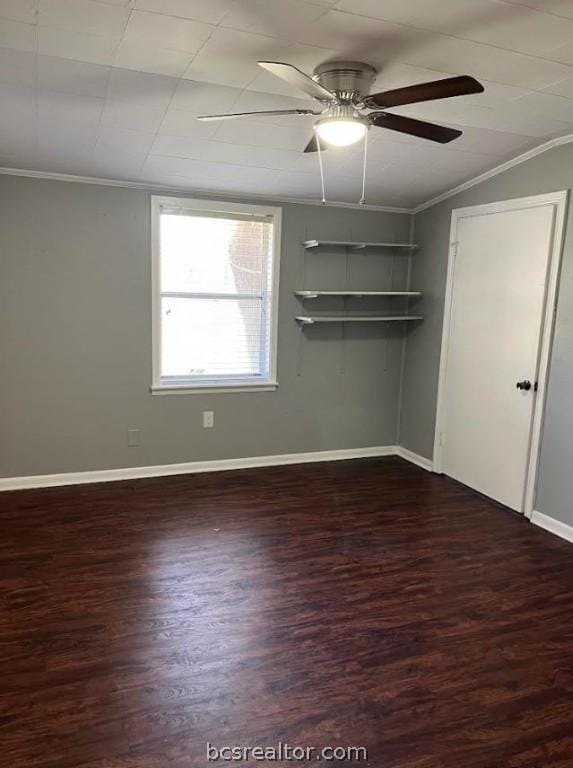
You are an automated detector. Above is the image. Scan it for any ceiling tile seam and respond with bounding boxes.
[217,0,335,50]
[32,5,40,164]
[113,32,210,57]
[152,137,303,164]
[331,7,573,80]
[234,11,334,94]
[32,10,216,59]
[148,152,286,175]
[150,6,274,159]
[111,0,245,28]
[139,16,226,182]
[119,8,217,26]
[495,0,573,24]
[37,23,125,50]
[145,150,369,179]
[114,0,246,56]
[88,0,133,7]
[108,2,255,29]
[133,0,245,177]
[93,2,135,171]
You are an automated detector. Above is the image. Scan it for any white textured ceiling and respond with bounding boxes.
[2,0,573,207]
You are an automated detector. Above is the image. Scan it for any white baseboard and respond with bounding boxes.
[531,510,573,544]
[0,443,437,492]
[395,446,434,472]
[0,445,398,491]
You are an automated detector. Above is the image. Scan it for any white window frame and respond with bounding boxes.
[151,195,282,394]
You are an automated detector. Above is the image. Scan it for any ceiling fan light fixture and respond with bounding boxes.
[315,116,368,147]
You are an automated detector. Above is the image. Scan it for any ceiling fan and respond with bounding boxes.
[197,60,484,152]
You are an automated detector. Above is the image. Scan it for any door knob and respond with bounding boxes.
[516,380,532,391]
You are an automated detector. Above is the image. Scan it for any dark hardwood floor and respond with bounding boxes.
[1,457,573,767]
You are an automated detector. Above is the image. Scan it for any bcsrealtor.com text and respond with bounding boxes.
[207,742,368,762]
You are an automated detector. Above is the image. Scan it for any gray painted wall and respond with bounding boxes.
[400,142,573,528]
[0,174,412,477]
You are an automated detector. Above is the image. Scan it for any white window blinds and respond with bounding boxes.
[152,197,281,392]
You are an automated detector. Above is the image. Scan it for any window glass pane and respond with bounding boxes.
[160,213,271,295]
[161,297,267,379]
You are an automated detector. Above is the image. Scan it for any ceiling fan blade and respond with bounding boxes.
[370,112,462,143]
[365,75,484,109]
[303,134,328,153]
[258,61,335,102]
[197,108,320,122]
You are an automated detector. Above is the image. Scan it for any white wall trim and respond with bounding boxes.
[0,166,412,215]
[433,190,568,520]
[4,134,573,216]
[0,444,438,491]
[531,510,573,544]
[413,133,573,213]
[395,446,434,472]
[0,446,399,491]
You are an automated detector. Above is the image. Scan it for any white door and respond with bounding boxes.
[438,203,556,512]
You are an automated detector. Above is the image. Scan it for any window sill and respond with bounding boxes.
[151,381,278,395]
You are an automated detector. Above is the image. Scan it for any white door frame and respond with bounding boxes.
[433,190,568,518]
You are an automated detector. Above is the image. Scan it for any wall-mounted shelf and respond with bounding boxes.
[302,239,418,250]
[296,315,423,325]
[295,235,421,372]
[295,290,421,299]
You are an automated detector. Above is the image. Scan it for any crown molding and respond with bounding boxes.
[0,166,413,215]
[413,133,573,213]
[5,132,573,216]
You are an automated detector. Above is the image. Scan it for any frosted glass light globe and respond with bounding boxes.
[315,118,367,147]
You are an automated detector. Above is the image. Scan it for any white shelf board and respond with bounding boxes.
[296,315,423,325]
[302,239,418,250]
[295,290,421,298]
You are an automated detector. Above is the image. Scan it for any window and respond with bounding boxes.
[151,196,281,393]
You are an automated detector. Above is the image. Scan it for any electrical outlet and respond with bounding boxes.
[127,428,140,447]
[203,411,214,429]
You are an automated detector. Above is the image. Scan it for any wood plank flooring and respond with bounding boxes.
[1,457,572,767]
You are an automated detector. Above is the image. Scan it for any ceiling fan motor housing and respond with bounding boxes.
[313,61,378,104]
[315,104,369,130]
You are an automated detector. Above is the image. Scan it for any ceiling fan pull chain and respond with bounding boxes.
[360,129,368,205]
[316,132,327,205]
